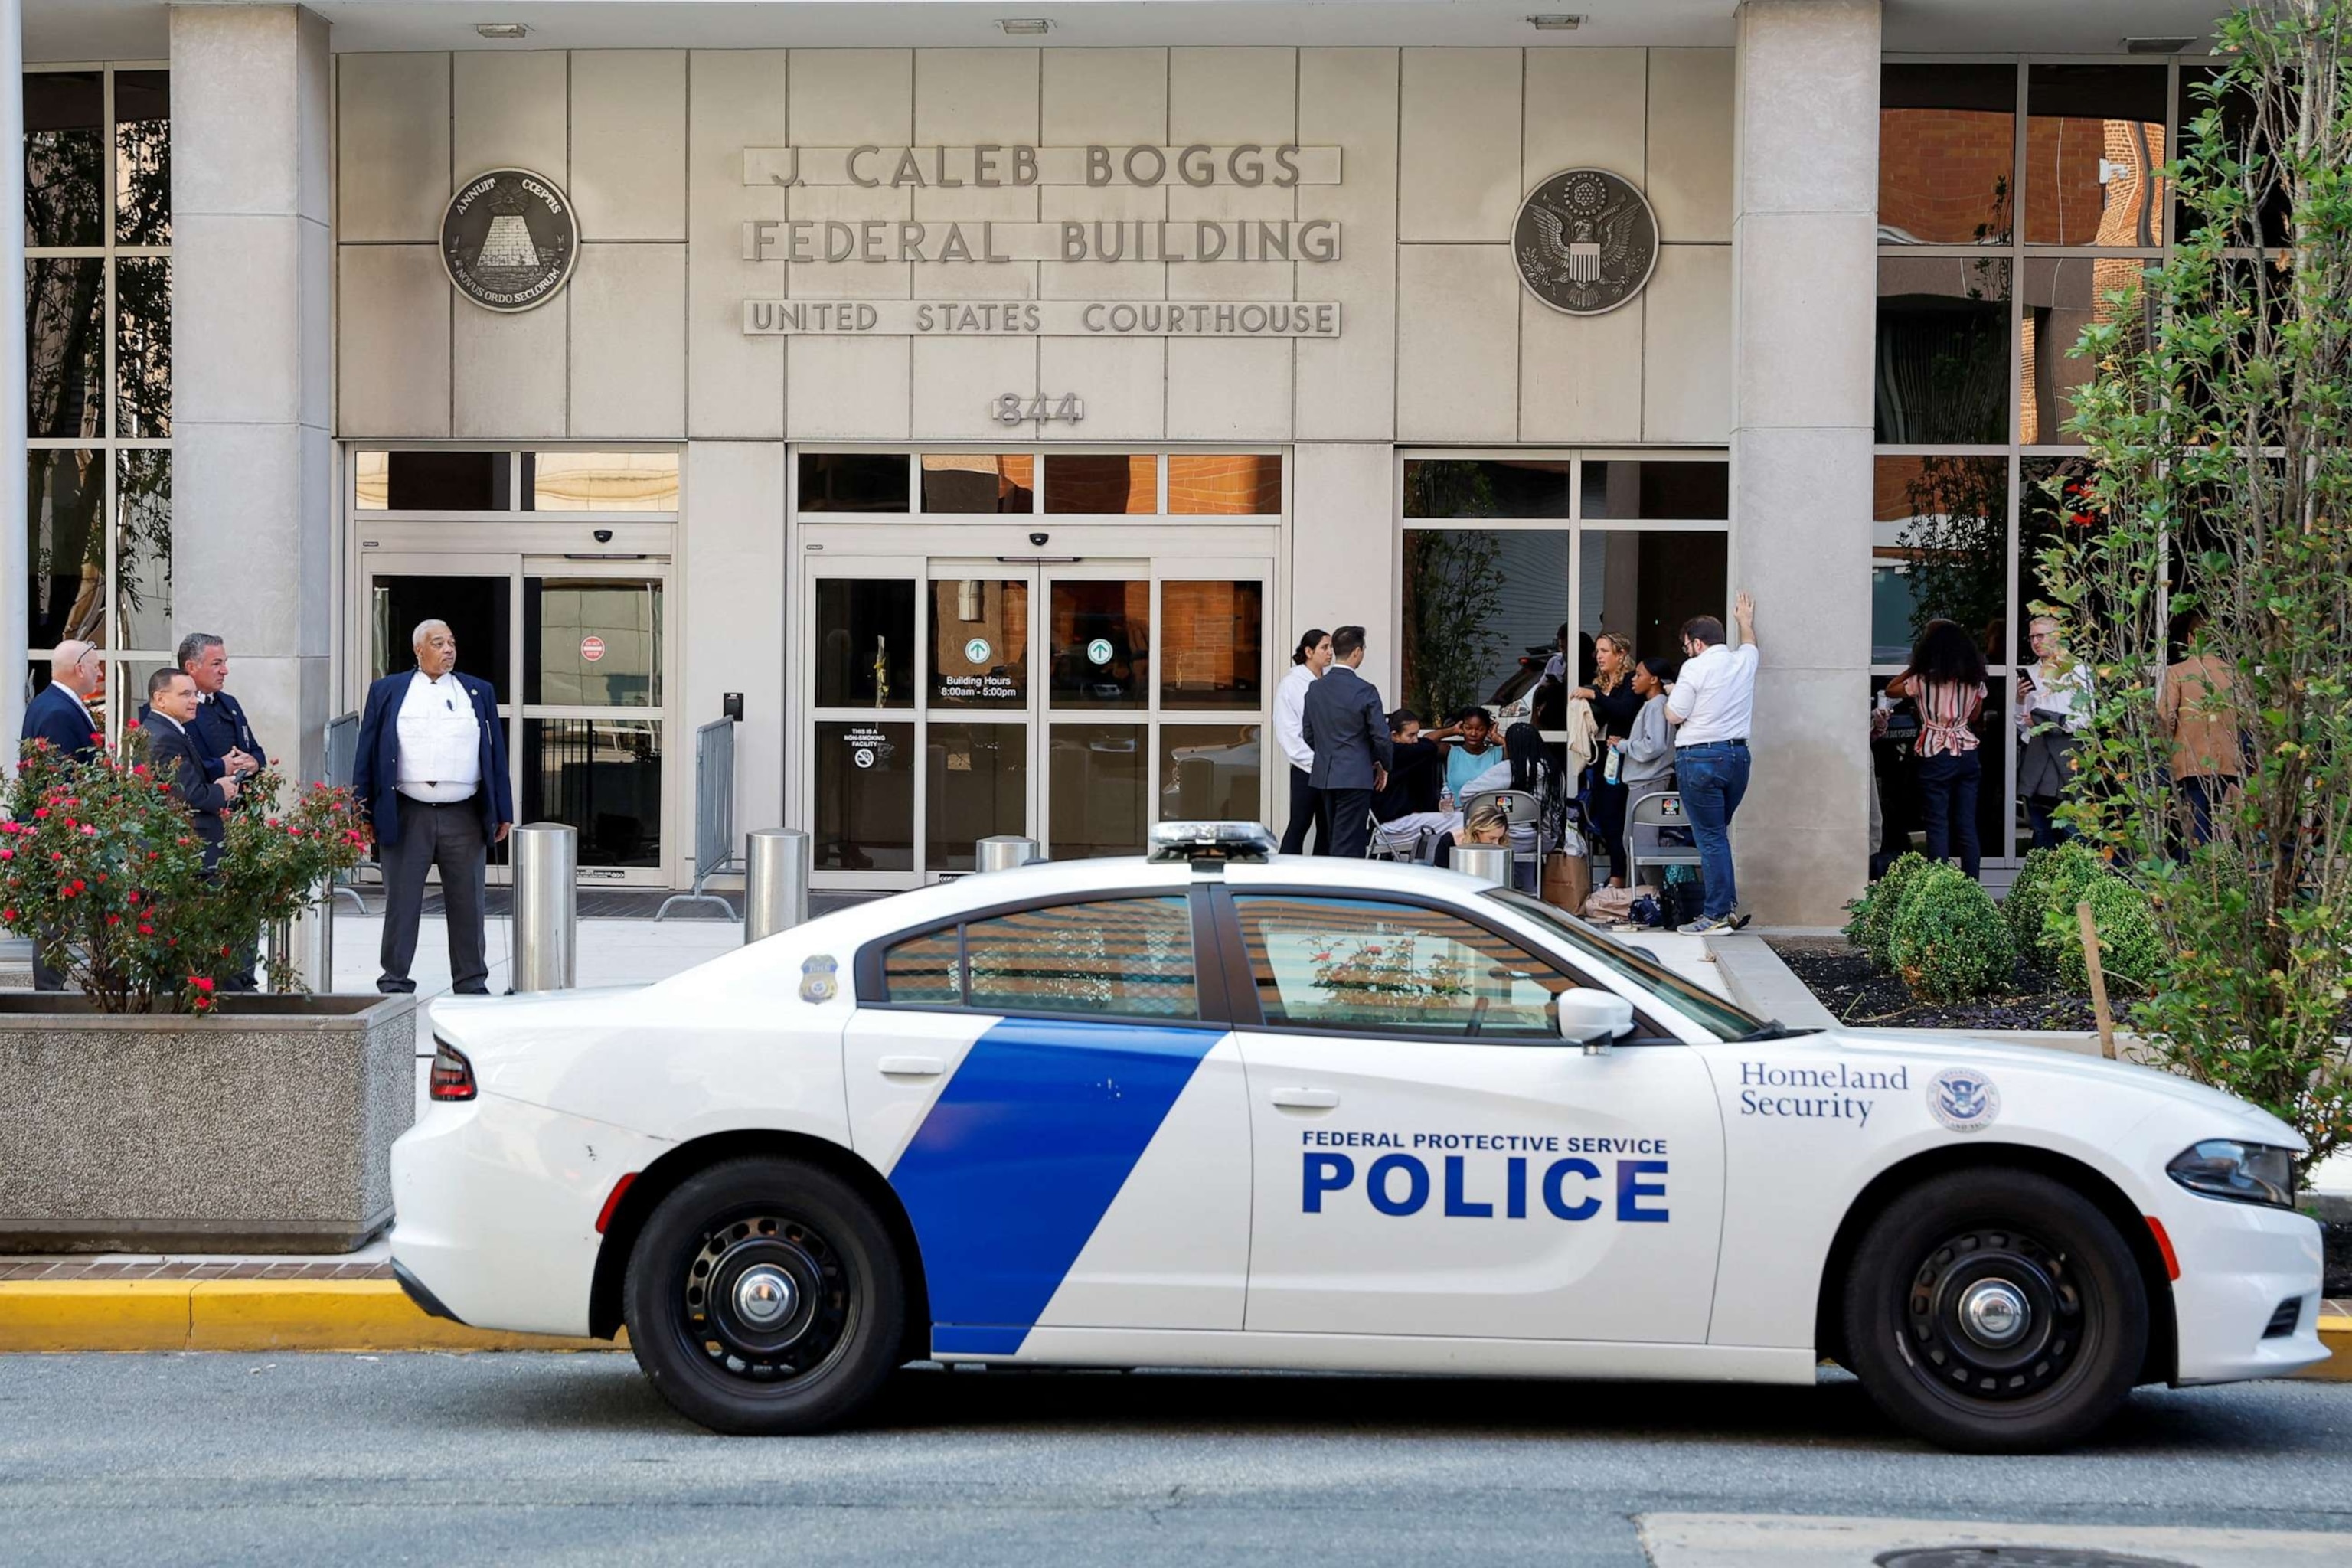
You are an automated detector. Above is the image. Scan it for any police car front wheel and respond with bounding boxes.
[1841,1168,2147,1453]
[622,1156,906,1436]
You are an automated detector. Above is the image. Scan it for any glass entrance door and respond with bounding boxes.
[360,551,674,885]
[804,552,1270,887]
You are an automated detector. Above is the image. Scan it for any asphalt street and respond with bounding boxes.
[2,1355,2348,1566]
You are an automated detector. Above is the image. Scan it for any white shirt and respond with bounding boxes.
[2018,658,2090,737]
[1273,662,1317,772]
[59,685,93,730]
[1668,641,1759,746]
[395,669,483,803]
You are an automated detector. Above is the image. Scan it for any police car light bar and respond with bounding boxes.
[1148,821,1279,864]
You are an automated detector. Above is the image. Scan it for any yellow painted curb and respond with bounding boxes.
[2298,1313,2352,1381]
[1,1279,622,1354]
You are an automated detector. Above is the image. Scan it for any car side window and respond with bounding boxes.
[879,896,1200,1021]
[1230,894,1576,1040]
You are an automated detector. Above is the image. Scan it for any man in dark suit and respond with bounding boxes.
[1301,625,1392,860]
[177,632,263,786]
[19,641,108,988]
[21,639,106,763]
[354,618,514,995]
[140,668,240,872]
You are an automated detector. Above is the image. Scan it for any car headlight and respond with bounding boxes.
[2166,1139,2296,1209]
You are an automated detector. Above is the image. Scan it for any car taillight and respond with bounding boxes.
[429,1040,477,1102]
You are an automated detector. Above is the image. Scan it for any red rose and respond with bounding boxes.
[106,914,120,926]
[2,908,15,923]
[190,976,214,994]
[124,719,139,730]
[136,923,152,936]
[31,808,46,819]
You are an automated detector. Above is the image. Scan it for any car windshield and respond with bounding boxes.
[1483,889,1766,1042]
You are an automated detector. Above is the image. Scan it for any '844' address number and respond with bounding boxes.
[995,392,1086,425]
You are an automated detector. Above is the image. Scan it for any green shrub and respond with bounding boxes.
[2001,843,2101,954]
[2045,871,2162,997]
[1846,851,1931,970]
[2030,844,2117,971]
[1888,864,2017,1003]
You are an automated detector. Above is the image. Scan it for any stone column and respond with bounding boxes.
[169,5,334,782]
[1729,0,1879,926]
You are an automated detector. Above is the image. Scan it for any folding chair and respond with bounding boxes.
[1625,789,1704,887]
[1366,807,1423,863]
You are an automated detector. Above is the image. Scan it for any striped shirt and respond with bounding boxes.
[1915,678,1984,758]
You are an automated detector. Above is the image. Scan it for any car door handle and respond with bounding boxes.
[1269,1088,1341,1109]
[877,1056,946,1078]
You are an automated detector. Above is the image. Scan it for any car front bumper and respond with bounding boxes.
[2164,1193,2328,1384]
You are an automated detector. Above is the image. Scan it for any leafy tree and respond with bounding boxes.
[1401,529,1504,722]
[2041,0,2352,1180]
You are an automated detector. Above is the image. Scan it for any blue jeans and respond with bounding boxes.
[1916,749,1981,880]
[1676,742,1749,920]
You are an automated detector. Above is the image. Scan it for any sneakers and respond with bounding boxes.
[1680,910,1752,935]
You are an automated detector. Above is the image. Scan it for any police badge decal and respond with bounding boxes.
[441,168,579,313]
[1513,168,1659,316]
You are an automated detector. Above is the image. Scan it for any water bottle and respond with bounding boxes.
[1603,743,1622,786]
[1439,786,1454,812]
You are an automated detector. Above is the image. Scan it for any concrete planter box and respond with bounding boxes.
[0,993,417,1254]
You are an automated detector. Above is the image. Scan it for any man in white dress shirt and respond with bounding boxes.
[352,619,514,995]
[1664,591,1759,933]
[1274,627,1331,854]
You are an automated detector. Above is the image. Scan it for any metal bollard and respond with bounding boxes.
[975,835,1039,873]
[746,827,810,943]
[1454,843,1512,887]
[511,822,577,992]
[266,874,336,993]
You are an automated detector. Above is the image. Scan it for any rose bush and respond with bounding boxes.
[0,726,368,1012]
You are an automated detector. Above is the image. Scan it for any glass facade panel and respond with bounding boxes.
[28,256,103,439]
[2178,67,2292,248]
[1870,456,2007,665]
[1047,724,1146,859]
[368,572,512,702]
[813,578,915,708]
[115,448,170,654]
[1044,455,1155,514]
[2021,256,2148,444]
[963,897,1199,1019]
[522,717,663,868]
[28,446,104,651]
[920,453,1034,512]
[1878,63,2016,245]
[1166,453,1282,514]
[1159,724,1261,822]
[1579,460,1728,521]
[798,452,909,513]
[814,720,914,871]
[1048,580,1150,708]
[1876,254,2011,444]
[1158,580,1262,710]
[113,70,170,247]
[1401,458,1570,519]
[928,578,1029,710]
[526,577,662,707]
[2025,65,2167,248]
[353,450,513,511]
[114,256,170,439]
[926,721,1027,873]
[524,451,680,511]
[24,70,103,248]
[1401,528,1567,723]
[1576,531,1727,668]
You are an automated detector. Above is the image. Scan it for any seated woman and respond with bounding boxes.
[1449,722,1555,890]
[1437,706,1501,802]
[1372,707,1462,858]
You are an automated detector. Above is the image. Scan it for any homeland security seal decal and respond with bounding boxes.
[442,168,578,313]
[1928,1067,2001,1134]
[1513,168,1659,316]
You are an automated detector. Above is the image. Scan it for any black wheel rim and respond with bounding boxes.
[674,1210,857,1389]
[1898,1223,2096,1405]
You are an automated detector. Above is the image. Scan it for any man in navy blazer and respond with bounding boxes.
[177,632,263,786]
[20,639,106,765]
[18,640,107,988]
[354,619,514,995]
[139,668,240,874]
[1301,624,1393,860]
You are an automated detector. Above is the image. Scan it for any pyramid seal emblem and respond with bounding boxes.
[441,168,578,313]
[1513,168,1658,316]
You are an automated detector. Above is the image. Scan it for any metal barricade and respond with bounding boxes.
[322,710,367,911]
[656,717,741,920]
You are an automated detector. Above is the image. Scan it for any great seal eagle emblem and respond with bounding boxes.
[1513,168,1659,316]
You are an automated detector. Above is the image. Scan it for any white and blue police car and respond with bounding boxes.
[390,822,2326,1452]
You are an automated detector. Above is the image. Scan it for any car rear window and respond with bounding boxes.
[878,896,1200,1021]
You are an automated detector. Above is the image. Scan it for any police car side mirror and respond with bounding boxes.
[1557,988,1635,1054]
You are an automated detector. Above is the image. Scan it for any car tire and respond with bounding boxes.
[623,1156,906,1436]
[1841,1167,2147,1453]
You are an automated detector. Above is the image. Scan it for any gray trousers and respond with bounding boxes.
[378,795,491,995]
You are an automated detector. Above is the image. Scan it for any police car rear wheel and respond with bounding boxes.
[1842,1168,2145,1453]
[623,1157,906,1436]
